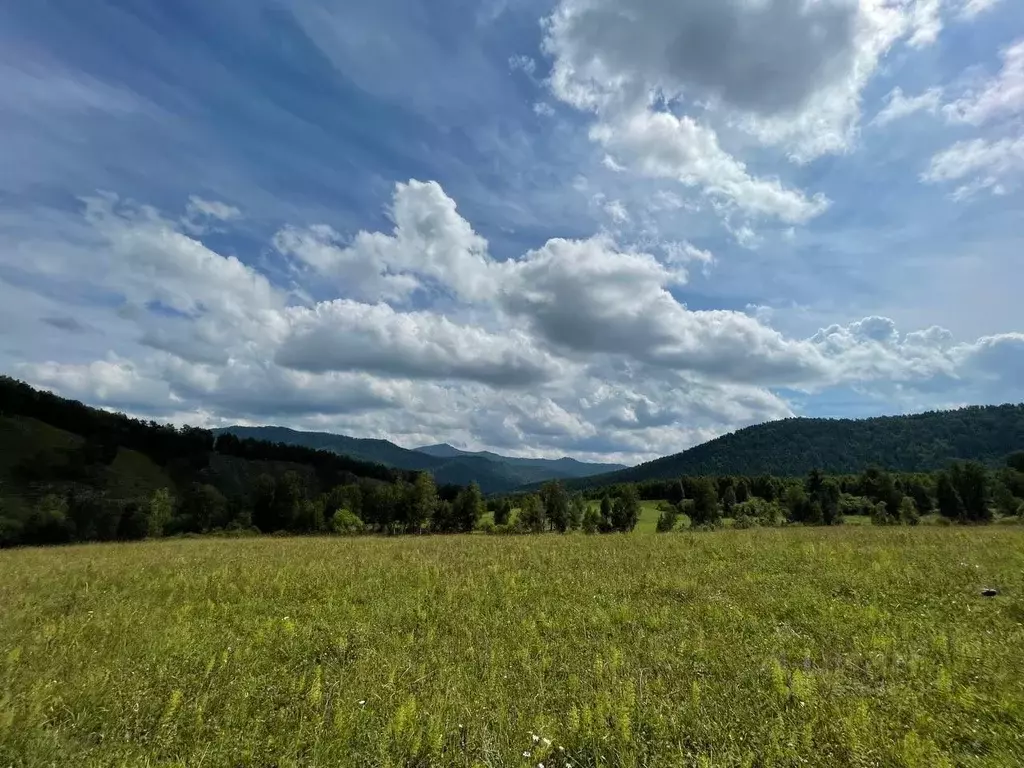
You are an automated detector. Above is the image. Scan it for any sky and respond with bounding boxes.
[2,0,1023,465]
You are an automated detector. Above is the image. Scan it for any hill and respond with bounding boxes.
[214,427,623,493]
[413,442,626,478]
[563,404,1024,489]
[0,376,426,545]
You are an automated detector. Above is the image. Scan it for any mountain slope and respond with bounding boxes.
[563,404,1024,489]
[213,427,589,493]
[414,443,627,478]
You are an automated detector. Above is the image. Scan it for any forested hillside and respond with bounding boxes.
[570,405,1024,489]
[0,377,475,546]
[215,427,623,492]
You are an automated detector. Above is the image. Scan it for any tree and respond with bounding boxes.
[861,467,902,516]
[404,473,438,533]
[541,481,570,533]
[493,498,512,527]
[721,486,737,517]
[656,503,679,533]
[25,494,74,545]
[1007,452,1024,474]
[993,479,1019,518]
[518,494,545,533]
[690,478,720,526]
[611,486,641,532]
[179,484,227,532]
[898,496,920,526]
[599,495,614,532]
[936,471,964,521]
[948,461,990,523]
[667,479,686,506]
[148,488,174,537]
[452,482,483,533]
[567,494,587,531]
[582,503,601,534]
[331,508,365,535]
[783,484,810,524]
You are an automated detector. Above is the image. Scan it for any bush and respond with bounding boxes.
[582,504,601,534]
[476,518,496,535]
[898,497,920,526]
[732,498,785,527]
[870,502,899,526]
[655,503,679,533]
[330,508,365,535]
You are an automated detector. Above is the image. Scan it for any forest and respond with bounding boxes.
[1,375,1023,547]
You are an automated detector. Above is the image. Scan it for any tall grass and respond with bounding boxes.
[2,528,1023,766]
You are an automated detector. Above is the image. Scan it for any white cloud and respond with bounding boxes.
[922,136,1024,193]
[276,300,565,387]
[185,196,241,222]
[958,0,1003,19]
[873,86,943,125]
[908,0,943,49]
[273,180,496,303]
[602,199,630,223]
[532,101,555,117]
[593,111,830,223]
[508,54,536,76]
[9,182,1024,464]
[944,39,1024,126]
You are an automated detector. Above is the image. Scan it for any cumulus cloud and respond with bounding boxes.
[944,38,1024,126]
[273,180,496,303]
[873,86,943,125]
[922,136,1024,195]
[276,300,565,387]
[592,111,830,223]
[543,0,916,168]
[10,182,1024,463]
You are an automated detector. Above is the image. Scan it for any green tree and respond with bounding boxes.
[493,498,512,527]
[611,486,641,532]
[898,496,920,525]
[567,493,587,531]
[179,483,227,532]
[330,508,365,535]
[784,484,810,524]
[582,503,601,534]
[518,494,545,533]
[861,467,902,516]
[656,503,679,533]
[148,488,174,538]
[452,482,483,533]
[26,494,74,544]
[599,495,614,532]
[993,479,1019,518]
[540,481,570,532]
[721,485,737,517]
[936,471,964,521]
[690,478,720,526]
[948,461,990,523]
[405,473,438,533]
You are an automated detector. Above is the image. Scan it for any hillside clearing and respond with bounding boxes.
[2,528,1023,767]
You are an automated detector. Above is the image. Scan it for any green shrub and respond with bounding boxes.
[330,508,365,535]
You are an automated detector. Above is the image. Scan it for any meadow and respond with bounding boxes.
[2,528,1023,767]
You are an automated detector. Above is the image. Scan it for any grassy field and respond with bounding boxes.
[2,529,1023,767]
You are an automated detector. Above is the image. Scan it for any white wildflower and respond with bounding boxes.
[532,734,540,743]
[523,751,531,758]
[358,700,366,706]
[542,737,551,747]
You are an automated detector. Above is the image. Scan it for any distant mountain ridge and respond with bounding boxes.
[561,404,1024,490]
[414,443,626,478]
[213,427,625,494]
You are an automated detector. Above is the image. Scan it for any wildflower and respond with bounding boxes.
[358,700,366,706]
[558,746,565,752]
[542,737,551,747]
[523,751,531,758]
[532,734,540,743]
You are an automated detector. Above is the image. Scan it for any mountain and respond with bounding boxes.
[561,404,1024,489]
[414,443,626,478]
[213,428,622,493]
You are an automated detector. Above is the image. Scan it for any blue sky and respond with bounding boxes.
[2,0,1022,463]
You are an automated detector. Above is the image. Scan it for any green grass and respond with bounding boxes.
[2,528,1024,767]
